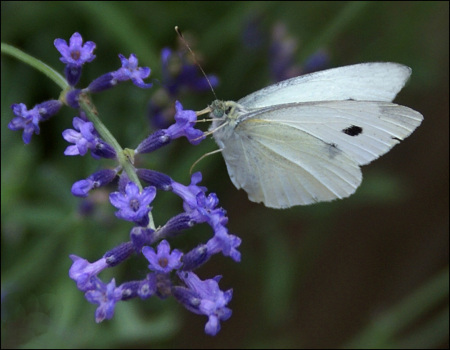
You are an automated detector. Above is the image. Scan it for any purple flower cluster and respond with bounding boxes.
[68,165,240,336]
[8,32,240,336]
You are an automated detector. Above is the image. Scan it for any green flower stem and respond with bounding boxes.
[79,95,155,229]
[1,43,69,90]
[78,96,140,188]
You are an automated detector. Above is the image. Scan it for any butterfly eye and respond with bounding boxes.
[213,108,224,118]
[210,100,226,118]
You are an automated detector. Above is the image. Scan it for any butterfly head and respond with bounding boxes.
[210,100,246,127]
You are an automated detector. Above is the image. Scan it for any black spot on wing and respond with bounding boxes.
[392,136,402,142]
[342,125,363,136]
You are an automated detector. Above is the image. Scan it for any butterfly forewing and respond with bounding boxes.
[244,100,424,166]
[238,62,412,108]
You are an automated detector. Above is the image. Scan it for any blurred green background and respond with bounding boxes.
[1,1,448,348]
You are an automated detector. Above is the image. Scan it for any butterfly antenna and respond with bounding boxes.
[175,26,218,100]
[190,148,223,174]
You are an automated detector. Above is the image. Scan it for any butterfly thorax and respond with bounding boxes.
[209,100,248,146]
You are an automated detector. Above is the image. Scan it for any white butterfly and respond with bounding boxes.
[208,62,423,208]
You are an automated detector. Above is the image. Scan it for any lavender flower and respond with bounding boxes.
[9,103,41,144]
[62,117,116,159]
[8,100,62,144]
[170,172,206,211]
[85,278,122,323]
[143,240,183,273]
[54,32,96,67]
[135,101,204,153]
[86,53,152,92]
[54,32,96,85]
[109,182,156,226]
[112,53,153,88]
[69,255,109,291]
[63,117,95,156]
[173,271,233,336]
[206,223,242,262]
[165,101,205,145]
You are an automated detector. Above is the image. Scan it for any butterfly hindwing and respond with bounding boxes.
[221,116,362,208]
